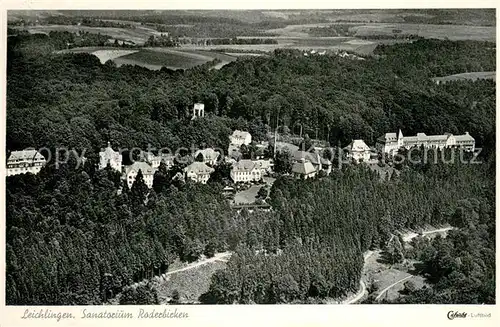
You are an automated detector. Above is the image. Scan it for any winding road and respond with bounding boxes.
[345,227,454,304]
[341,250,374,304]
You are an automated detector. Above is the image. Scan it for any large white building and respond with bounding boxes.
[194,148,220,166]
[99,142,122,172]
[143,151,175,169]
[377,130,475,155]
[344,139,372,163]
[6,149,46,176]
[229,130,252,147]
[230,159,262,183]
[125,162,157,189]
[184,161,215,184]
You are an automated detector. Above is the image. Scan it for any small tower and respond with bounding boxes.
[397,129,404,147]
[192,103,205,120]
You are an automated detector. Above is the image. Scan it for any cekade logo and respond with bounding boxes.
[447,311,468,320]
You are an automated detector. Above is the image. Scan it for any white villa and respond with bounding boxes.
[194,148,220,165]
[143,151,175,169]
[184,161,215,184]
[125,161,157,189]
[292,158,317,179]
[344,139,372,163]
[230,159,262,183]
[99,142,122,172]
[377,130,475,155]
[6,149,46,176]
[229,130,252,147]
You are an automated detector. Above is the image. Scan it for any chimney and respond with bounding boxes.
[465,132,469,135]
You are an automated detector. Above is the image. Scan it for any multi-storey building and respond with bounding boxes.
[230,159,262,183]
[6,149,46,176]
[124,162,156,189]
[292,158,317,179]
[292,150,332,175]
[344,139,372,163]
[229,130,252,147]
[194,148,220,166]
[143,151,175,169]
[184,162,215,184]
[99,142,122,172]
[377,130,475,155]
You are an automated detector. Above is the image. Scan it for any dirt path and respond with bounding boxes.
[345,226,454,304]
[164,252,232,276]
[402,226,454,242]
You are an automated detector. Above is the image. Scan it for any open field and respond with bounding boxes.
[115,49,210,70]
[60,47,239,70]
[155,258,229,303]
[180,37,378,55]
[15,24,158,45]
[350,23,495,41]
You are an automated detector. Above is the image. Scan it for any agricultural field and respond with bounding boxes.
[115,49,210,70]
[60,47,239,70]
[350,23,495,41]
[15,24,160,45]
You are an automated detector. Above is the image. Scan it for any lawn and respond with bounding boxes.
[233,184,263,205]
[155,260,228,303]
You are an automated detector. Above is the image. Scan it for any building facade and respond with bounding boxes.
[377,130,475,154]
[99,142,122,172]
[6,149,46,176]
[230,159,263,183]
[184,162,215,184]
[125,162,156,189]
[143,151,175,169]
[229,130,252,147]
[194,148,220,166]
[344,139,372,163]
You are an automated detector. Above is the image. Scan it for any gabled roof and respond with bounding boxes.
[232,159,258,172]
[8,149,45,162]
[194,148,220,161]
[100,142,121,159]
[292,160,316,175]
[345,140,371,152]
[378,133,397,143]
[454,132,475,142]
[184,162,215,175]
[125,162,156,176]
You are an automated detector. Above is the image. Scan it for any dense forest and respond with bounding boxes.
[202,149,495,303]
[5,32,496,304]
